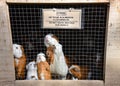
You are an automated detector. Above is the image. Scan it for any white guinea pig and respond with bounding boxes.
[26,61,38,80]
[44,34,59,47]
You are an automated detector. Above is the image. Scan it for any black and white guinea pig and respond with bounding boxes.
[44,34,59,47]
[26,61,38,80]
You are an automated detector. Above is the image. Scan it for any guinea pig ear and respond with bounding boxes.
[21,45,24,53]
[52,35,59,42]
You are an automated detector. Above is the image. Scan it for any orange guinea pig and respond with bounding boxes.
[13,44,26,79]
[36,53,51,80]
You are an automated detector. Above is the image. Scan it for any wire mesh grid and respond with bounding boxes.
[8,4,108,80]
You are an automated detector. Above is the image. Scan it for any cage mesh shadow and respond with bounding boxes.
[8,4,108,80]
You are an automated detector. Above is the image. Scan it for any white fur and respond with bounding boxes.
[40,73,45,80]
[72,77,78,80]
[13,44,23,58]
[26,61,38,80]
[36,53,46,63]
[50,44,68,80]
[44,34,59,47]
[15,58,19,66]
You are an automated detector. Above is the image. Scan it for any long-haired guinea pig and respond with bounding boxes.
[13,44,26,79]
[46,44,68,80]
[36,53,51,80]
[26,61,38,80]
[44,34,59,47]
[67,65,88,80]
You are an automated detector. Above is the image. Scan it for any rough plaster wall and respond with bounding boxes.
[0,0,15,85]
[105,0,120,86]
[6,0,109,3]
[107,0,120,58]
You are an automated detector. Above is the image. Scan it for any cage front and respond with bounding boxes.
[9,4,108,80]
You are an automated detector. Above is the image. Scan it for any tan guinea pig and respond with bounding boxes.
[13,44,26,79]
[36,53,51,80]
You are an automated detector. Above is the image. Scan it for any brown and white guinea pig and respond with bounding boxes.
[13,44,26,79]
[67,65,88,80]
[45,35,68,80]
[44,33,59,47]
[26,61,38,80]
[36,53,51,80]
[46,45,70,66]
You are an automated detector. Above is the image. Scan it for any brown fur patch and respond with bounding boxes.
[37,61,51,80]
[46,46,55,64]
[65,56,70,67]
[52,35,59,42]
[15,54,26,79]
[46,46,70,67]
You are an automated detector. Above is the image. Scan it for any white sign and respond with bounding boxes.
[43,9,81,29]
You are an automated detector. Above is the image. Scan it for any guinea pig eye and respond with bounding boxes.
[16,47,18,49]
[47,52,49,55]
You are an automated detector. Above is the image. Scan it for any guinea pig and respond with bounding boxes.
[67,65,88,80]
[46,44,68,80]
[44,34,68,80]
[46,45,55,64]
[36,53,51,80]
[26,61,38,80]
[44,34,59,47]
[13,44,26,79]
[46,45,70,66]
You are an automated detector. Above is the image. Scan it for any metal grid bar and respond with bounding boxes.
[9,4,108,80]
